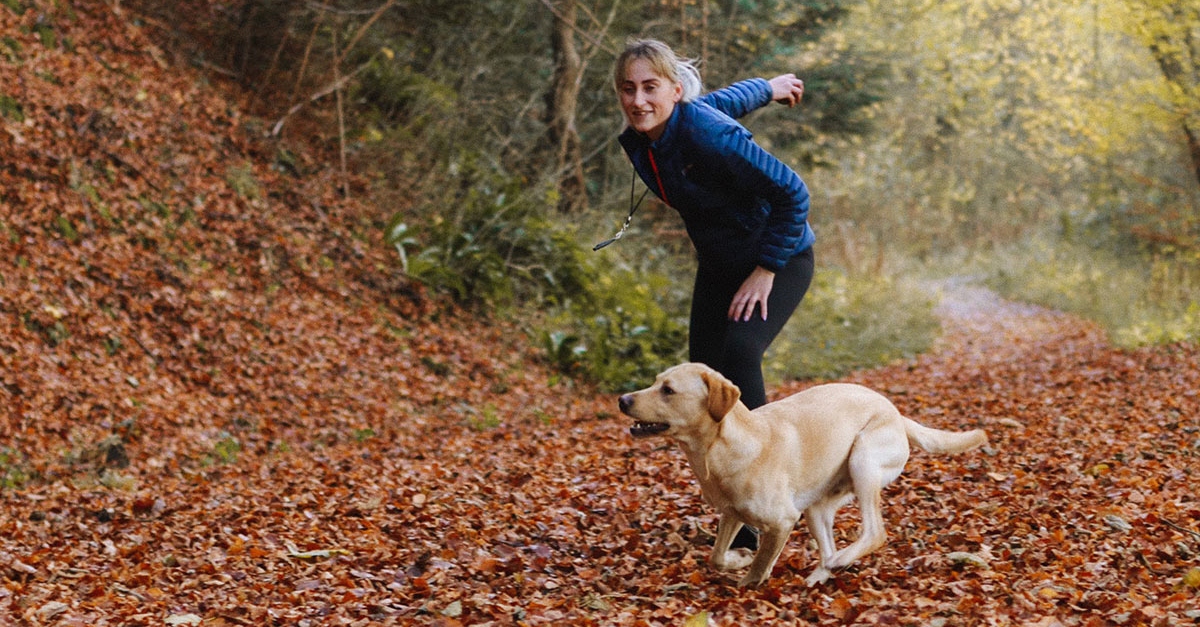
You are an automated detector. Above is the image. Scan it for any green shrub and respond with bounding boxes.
[0,447,31,490]
[2,1,26,16]
[0,93,23,122]
[225,163,261,200]
[542,268,688,392]
[385,157,687,390]
[387,153,596,311]
[203,433,241,466]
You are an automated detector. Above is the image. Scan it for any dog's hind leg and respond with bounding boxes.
[738,524,790,588]
[710,514,754,572]
[826,446,904,571]
[823,421,909,573]
[825,480,887,572]
[803,495,847,586]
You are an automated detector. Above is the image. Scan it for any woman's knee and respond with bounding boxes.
[724,321,773,360]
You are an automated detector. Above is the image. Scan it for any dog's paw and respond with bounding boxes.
[737,571,769,588]
[804,567,832,587]
[712,548,755,571]
[725,548,755,569]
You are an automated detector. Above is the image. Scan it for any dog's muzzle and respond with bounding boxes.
[629,421,670,437]
[619,394,670,437]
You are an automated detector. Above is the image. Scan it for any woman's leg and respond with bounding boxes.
[688,263,738,372]
[719,248,814,409]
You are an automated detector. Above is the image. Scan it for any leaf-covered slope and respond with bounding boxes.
[1,0,474,472]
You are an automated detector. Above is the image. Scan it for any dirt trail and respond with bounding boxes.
[929,277,1097,351]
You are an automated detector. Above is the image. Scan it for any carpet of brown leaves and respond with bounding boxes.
[2,1,1198,625]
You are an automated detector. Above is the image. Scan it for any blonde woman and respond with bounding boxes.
[615,38,813,411]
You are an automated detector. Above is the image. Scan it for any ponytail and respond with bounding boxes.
[676,57,702,102]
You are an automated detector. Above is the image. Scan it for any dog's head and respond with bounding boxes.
[618,363,741,440]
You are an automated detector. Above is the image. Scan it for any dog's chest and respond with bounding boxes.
[682,454,733,507]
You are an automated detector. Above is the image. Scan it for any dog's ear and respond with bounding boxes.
[702,370,740,422]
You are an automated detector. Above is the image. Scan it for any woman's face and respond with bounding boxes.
[619,58,682,141]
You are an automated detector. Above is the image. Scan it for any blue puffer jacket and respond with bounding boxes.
[618,78,814,274]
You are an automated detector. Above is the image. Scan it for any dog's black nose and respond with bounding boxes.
[618,394,633,414]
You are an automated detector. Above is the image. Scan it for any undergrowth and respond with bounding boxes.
[389,168,942,391]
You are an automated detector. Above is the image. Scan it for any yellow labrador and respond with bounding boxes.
[618,363,988,587]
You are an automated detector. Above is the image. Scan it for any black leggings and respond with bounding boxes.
[688,248,814,410]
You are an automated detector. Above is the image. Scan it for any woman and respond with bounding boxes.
[614,39,815,412]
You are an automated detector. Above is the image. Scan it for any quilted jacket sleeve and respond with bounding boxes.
[694,121,811,272]
[698,78,773,120]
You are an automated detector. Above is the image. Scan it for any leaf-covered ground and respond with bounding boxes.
[2,1,1199,625]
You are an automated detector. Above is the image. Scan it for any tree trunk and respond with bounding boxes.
[545,0,587,213]
[1183,123,1200,190]
[1146,3,1200,188]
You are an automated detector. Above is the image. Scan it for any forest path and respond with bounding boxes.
[926,276,1091,355]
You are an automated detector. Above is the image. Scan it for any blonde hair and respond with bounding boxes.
[613,38,701,102]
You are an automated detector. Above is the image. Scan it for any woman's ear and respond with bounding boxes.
[702,369,740,422]
[672,80,684,103]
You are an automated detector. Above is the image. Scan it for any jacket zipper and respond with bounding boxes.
[647,148,670,207]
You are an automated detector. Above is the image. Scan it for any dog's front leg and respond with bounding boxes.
[709,514,754,571]
[737,525,789,588]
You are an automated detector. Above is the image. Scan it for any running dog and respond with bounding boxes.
[618,363,988,587]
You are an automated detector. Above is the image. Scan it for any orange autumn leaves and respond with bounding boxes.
[2,1,1198,625]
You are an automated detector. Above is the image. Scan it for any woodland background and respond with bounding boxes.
[1,0,1198,625]
[120,0,1200,390]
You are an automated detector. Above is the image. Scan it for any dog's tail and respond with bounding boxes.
[903,417,987,455]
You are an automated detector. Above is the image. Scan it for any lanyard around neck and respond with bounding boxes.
[593,166,651,251]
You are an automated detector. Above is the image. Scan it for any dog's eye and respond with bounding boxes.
[661,384,675,396]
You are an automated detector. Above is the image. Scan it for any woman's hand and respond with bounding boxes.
[729,266,776,322]
[768,74,805,108]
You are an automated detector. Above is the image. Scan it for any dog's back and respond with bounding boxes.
[768,383,986,455]
[747,383,902,486]
[762,383,899,434]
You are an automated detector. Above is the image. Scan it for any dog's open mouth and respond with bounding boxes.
[629,421,669,437]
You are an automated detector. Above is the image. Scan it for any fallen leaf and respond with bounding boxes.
[37,602,69,620]
[1104,514,1132,532]
[946,551,990,568]
[287,548,351,560]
